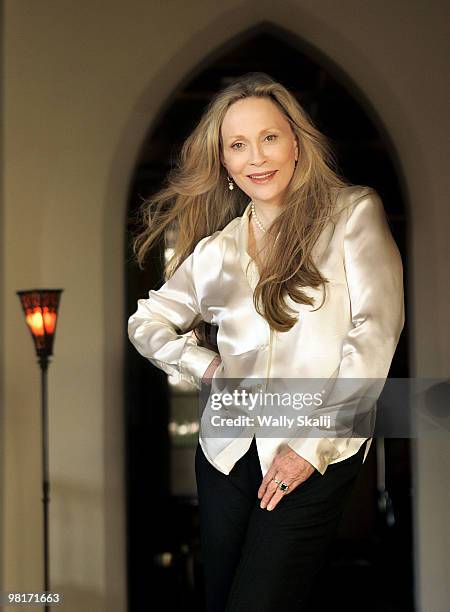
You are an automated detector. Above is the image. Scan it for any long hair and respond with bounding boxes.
[130,72,352,337]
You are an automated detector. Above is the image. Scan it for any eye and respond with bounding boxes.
[231,134,278,150]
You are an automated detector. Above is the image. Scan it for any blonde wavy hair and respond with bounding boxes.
[130,72,352,337]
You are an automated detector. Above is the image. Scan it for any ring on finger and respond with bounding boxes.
[273,477,289,492]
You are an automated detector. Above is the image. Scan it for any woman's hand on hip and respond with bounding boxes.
[257,446,316,511]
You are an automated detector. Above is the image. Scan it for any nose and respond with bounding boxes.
[248,142,267,165]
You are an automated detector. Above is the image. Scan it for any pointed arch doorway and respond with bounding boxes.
[125,25,411,612]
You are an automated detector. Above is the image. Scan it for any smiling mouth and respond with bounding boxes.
[247,170,278,182]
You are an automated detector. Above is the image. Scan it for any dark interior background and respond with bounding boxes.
[125,24,411,612]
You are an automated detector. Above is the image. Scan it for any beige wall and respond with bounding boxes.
[1,1,448,610]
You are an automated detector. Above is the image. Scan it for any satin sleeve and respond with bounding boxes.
[287,188,405,474]
[127,244,220,390]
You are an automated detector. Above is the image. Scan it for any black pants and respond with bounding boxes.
[195,437,367,612]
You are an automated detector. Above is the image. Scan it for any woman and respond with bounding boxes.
[127,72,405,611]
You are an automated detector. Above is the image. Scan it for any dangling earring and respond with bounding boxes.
[227,175,234,190]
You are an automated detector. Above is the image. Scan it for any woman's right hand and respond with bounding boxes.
[201,354,222,385]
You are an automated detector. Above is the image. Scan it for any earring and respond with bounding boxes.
[227,175,234,190]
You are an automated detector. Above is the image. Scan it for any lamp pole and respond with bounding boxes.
[40,352,50,596]
[17,289,63,610]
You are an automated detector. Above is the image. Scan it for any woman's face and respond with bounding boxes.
[220,96,298,208]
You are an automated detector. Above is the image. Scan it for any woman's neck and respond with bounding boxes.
[251,200,282,229]
[248,212,271,270]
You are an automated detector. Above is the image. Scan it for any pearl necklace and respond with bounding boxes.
[250,201,267,233]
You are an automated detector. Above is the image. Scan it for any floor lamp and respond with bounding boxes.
[17,289,63,610]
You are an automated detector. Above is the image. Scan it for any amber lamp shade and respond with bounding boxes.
[17,289,63,364]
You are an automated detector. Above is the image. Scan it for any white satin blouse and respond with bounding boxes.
[127,185,405,477]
